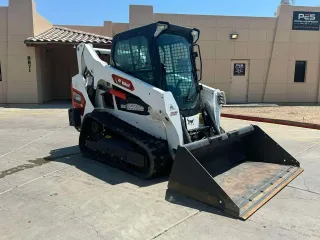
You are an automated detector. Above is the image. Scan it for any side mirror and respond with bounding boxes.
[197,69,201,82]
[193,44,202,81]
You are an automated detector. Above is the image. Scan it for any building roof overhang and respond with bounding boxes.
[24,26,112,46]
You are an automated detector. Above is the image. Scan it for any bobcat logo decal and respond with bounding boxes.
[187,119,194,125]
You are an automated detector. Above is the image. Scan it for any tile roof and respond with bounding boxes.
[25,26,112,45]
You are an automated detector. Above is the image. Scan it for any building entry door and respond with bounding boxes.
[229,60,249,103]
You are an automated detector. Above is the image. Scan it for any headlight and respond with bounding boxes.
[191,29,200,43]
[218,91,226,105]
[154,22,169,37]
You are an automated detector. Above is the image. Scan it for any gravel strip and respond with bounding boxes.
[222,106,320,125]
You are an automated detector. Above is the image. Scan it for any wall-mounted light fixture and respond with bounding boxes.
[230,34,239,40]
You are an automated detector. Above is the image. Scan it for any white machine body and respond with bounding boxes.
[71,43,225,158]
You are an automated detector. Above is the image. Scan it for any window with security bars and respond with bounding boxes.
[158,34,196,105]
[113,36,154,85]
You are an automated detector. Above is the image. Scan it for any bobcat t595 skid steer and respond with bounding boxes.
[68,22,303,220]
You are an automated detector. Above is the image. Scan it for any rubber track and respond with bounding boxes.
[83,111,170,178]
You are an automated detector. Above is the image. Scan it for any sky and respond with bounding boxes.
[0,0,319,26]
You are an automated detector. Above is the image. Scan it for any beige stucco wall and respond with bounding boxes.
[59,22,129,37]
[33,46,78,103]
[112,23,129,35]
[34,12,52,36]
[127,4,320,103]
[0,0,53,103]
[0,1,319,103]
[6,0,39,103]
[0,7,8,103]
[59,25,104,35]
[50,47,77,100]
[264,5,320,103]
[36,47,55,102]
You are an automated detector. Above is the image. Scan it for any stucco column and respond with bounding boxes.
[318,32,320,104]
[6,0,39,103]
[263,4,293,103]
[0,7,8,103]
[102,21,113,37]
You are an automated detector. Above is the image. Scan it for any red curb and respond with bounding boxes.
[221,113,320,130]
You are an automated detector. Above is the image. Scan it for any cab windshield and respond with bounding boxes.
[157,34,198,109]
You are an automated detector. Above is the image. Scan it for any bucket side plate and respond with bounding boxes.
[168,125,304,220]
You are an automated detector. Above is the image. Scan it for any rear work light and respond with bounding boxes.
[71,88,86,115]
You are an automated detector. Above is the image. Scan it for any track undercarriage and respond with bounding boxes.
[79,111,171,178]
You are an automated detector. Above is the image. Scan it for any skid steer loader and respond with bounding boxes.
[68,22,303,220]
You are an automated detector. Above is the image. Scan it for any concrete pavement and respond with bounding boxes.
[0,105,319,240]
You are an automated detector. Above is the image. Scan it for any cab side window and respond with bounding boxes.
[113,36,155,85]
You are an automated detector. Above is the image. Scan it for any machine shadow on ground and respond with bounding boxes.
[47,145,169,188]
[0,101,71,109]
[46,145,239,220]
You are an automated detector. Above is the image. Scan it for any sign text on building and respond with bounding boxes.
[292,11,320,31]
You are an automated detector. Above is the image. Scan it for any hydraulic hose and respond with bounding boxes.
[180,115,192,144]
[203,102,221,135]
